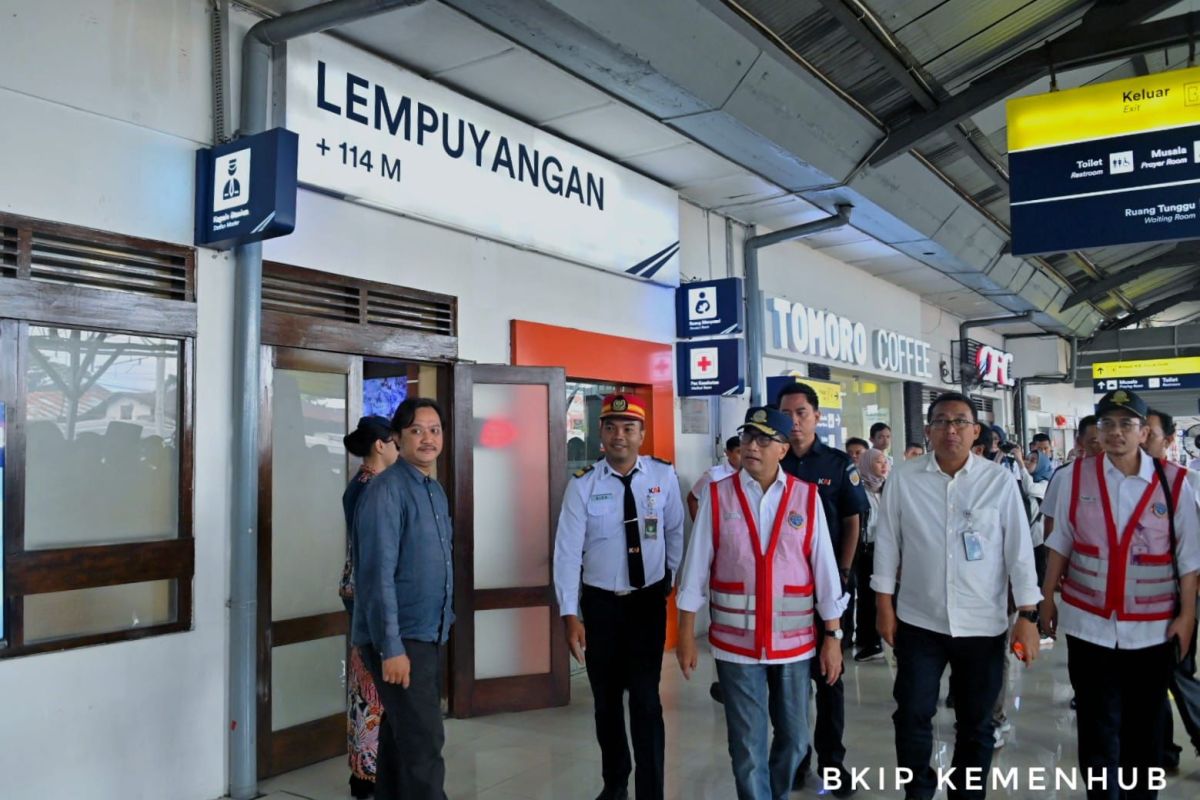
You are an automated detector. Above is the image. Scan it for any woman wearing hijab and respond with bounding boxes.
[340,415,401,799]
[853,447,889,662]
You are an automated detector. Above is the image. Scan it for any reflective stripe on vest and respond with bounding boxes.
[707,473,818,659]
[1061,455,1186,621]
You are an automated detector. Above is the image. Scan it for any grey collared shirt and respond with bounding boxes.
[351,459,454,659]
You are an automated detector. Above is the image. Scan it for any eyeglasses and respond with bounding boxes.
[1097,418,1141,432]
[929,418,975,430]
[740,431,784,448]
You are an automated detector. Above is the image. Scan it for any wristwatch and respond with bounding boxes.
[1017,609,1040,625]
[825,627,844,640]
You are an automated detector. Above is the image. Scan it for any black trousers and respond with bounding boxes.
[1067,636,1173,800]
[799,618,847,772]
[1167,620,1200,752]
[580,578,668,800]
[892,621,1005,800]
[855,542,880,651]
[362,642,447,800]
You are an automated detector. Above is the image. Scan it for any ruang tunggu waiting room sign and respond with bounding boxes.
[282,35,681,286]
[1008,65,1200,255]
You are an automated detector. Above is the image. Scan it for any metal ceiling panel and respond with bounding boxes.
[435,48,611,125]
[677,172,783,209]
[543,102,690,159]
[889,0,1089,87]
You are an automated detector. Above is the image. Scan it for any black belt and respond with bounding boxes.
[583,574,669,598]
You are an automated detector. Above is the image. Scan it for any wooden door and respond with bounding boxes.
[257,347,361,777]
[450,364,568,716]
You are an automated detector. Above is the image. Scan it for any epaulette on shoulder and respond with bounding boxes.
[650,456,673,467]
[573,465,595,479]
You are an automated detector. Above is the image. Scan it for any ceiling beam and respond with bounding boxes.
[870,2,1192,166]
[815,0,1011,189]
[1101,287,1200,330]
[1061,246,1200,310]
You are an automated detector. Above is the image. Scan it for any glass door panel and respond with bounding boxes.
[451,364,567,717]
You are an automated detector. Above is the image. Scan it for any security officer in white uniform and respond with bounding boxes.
[553,393,685,800]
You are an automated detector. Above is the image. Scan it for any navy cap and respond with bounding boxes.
[1095,388,1148,420]
[739,406,793,441]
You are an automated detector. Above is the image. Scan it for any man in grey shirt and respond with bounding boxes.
[353,397,454,800]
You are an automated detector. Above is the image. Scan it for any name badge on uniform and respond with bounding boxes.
[963,531,984,561]
[644,514,658,538]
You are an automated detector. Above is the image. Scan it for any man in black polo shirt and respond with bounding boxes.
[777,381,867,798]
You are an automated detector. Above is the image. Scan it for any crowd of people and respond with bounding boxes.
[334,382,1200,800]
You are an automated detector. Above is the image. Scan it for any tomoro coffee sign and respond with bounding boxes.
[1008,66,1200,255]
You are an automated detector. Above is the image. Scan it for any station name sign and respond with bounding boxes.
[1008,66,1200,255]
[766,297,932,379]
[285,36,680,286]
[1092,356,1200,393]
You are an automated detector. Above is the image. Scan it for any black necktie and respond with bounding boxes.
[617,471,646,588]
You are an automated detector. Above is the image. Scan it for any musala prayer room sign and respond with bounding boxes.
[1008,66,1200,255]
[285,36,681,286]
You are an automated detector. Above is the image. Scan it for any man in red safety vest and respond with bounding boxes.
[676,405,846,800]
[1041,389,1200,800]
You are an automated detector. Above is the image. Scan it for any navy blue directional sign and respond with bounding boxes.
[1008,66,1200,255]
[195,128,299,249]
[676,339,745,396]
[674,278,744,338]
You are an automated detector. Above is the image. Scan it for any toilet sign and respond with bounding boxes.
[195,128,299,249]
[676,339,745,396]
[674,278,744,338]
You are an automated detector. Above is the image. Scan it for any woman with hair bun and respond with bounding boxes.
[340,415,400,799]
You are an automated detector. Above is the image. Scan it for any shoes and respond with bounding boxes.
[594,787,629,800]
[854,644,884,662]
[1165,743,1182,772]
[709,680,725,704]
[1039,635,1055,647]
[993,729,1007,749]
[995,718,1013,734]
[825,765,857,798]
[349,776,374,799]
[792,747,812,790]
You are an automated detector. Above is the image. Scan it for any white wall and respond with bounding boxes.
[0,3,231,799]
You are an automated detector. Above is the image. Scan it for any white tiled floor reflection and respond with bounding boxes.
[259,638,1200,799]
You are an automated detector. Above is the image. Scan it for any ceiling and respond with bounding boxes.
[727,0,1200,330]
[241,0,1200,334]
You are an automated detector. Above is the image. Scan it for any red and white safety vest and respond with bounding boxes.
[708,472,819,659]
[1062,455,1187,621]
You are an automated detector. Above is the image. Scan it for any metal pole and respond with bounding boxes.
[228,2,426,798]
[744,204,853,405]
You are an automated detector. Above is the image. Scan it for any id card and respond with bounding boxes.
[644,515,658,538]
[963,531,984,561]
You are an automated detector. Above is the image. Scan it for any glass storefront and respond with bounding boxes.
[829,369,897,441]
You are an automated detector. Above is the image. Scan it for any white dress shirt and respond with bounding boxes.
[1046,451,1200,650]
[677,467,848,664]
[553,455,685,618]
[871,453,1042,638]
[689,460,736,500]
[1040,463,1071,520]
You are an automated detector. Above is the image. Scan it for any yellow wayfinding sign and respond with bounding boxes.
[1008,66,1200,153]
[1008,65,1200,255]
[1092,357,1200,380]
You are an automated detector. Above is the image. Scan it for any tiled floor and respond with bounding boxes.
[257,638,1200,799]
